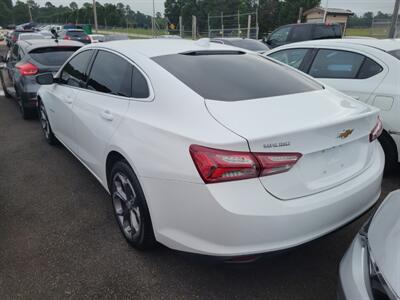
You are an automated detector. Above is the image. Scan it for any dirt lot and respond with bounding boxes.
[0,44,399,299]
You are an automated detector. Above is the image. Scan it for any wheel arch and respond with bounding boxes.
[378,128,399,165]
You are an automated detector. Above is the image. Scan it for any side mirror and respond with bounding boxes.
[36,73,54,85]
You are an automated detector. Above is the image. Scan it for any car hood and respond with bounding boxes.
[368,190,400,297]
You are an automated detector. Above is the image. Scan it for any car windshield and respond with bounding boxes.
[228,39,269,51]
[29,47,80,66]
[153,52,322,101]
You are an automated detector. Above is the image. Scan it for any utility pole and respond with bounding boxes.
[192,15,196,40]
[208,14,210,38]
[323,0,329,23]
[221,11,224,37]
[179,15,183,38]
[92,0,98,33]
[297,7,303,24]
[27,1,33,22]
[389,0,400,38]
[152,0,156,37]
[255,0,259,39]
[247,14,251,38]
[237,10,240,37]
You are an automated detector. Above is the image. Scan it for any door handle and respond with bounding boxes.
[100,110,114,121]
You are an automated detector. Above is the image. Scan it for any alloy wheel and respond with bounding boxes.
[112,172,141,241]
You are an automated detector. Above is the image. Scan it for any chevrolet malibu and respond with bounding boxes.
[35,39,384,257]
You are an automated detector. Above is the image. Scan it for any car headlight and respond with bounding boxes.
[359,219,399,300]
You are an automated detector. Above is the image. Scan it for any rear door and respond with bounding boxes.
[305,48,387,102]
[73,50,132,177]
[1,44,20,96]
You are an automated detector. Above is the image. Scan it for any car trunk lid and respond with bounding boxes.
[205,89,379,200]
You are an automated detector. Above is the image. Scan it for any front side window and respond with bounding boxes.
[87,50,132,97]
[153,52,322,101]
[11,45,19,61]
[309,49,364,79]
[61,50,93,87]
[269,48,309,69]
[290,26,311,42]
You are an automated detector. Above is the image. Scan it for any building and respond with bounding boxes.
[303,7,354,32]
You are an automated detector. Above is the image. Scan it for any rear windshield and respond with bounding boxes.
[153,52,322,101]
[67,31,86,37]
[29,47,80,66]
[20,34,45,40]
[228,39,269,52]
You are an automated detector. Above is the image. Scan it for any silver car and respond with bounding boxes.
[338,190,400,300]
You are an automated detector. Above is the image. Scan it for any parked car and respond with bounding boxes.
[211,37,270,53]
[0,39,83,119]
[39,30,54,39]
[7,29,34,47]
[57,29,91,44]
[36,39,384,257]
[266,39,400,170]
[17,32,45,41]
[264,23,342,48]
[88,34,105,43]
[338,190,400,300]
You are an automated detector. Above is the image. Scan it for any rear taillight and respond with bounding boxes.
[64,36,71,40]
[255,153,303,176]
[16,62,38,76]
[370,117,383,142]
[85,36,90,41]
[190,145,301,184]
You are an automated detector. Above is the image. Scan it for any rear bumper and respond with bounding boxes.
[338,235,372,300]
[142,142,384,256]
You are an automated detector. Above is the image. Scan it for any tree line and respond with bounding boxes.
[0,0,159,29]
[164,0,321,36]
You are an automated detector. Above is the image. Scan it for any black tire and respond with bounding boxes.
[39,101,58,145]
[0,73,12,98]
[378,131,398,173]
[110,161,156,250]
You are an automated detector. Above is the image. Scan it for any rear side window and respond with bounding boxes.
[132,67,149,98]
[29,47,80,66]
[309,49,364,79]
[153,52,322,101]
[269,48,309,69]
[61,50,93,87]
[87,50,132,97]
[357,58,383,79]
[290,26,311,42]
[314,25,342,39]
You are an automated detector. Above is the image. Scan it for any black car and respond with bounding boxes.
[211,38,270,53]
[57,29,91,44]
[265,23,342,48]
[0,39,83,119]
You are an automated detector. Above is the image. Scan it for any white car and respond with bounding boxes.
[36,39,384,258]
[88,34,105,43]
[18,32,45,41]
[266,39,400,170]
[338,190,400,300]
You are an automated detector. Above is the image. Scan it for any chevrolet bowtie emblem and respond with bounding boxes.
[338,129,354,139]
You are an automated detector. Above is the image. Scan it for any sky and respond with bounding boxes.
[26,0,396,17]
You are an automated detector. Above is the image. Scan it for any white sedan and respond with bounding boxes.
[266,39,400,170]
[36,39,384,258]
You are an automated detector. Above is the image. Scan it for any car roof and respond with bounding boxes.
[17,39,83,52]
[83,39,248,58]
[65,29,84,32]
[275,38,400,52]
[212,38,254,41]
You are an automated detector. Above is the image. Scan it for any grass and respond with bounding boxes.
[345,27,389,38]
[100,27,167,36]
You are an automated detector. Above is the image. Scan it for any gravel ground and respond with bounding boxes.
[0,44,399,299]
